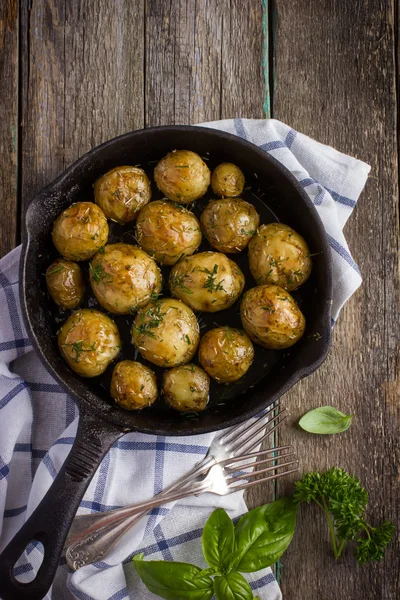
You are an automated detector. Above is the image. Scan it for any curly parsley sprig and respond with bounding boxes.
[294,467,395,563]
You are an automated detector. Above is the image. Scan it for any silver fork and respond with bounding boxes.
[66,402,286,548]
[66,444,298,570]
[65,403,287,569]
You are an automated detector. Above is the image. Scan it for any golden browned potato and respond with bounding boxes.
[110,361,158,410]
[248,223,312,291]
[45,258,85,309]
[162,364,209,412]
[135,200,202,265]
[198,327,254,383]
[154,150,210,204]
[94,166,151,224]
[169,252,245,313]
[211,163,245,197]
[240,284,305,349]
[57,309,120,377]
[200,198,260,253]
[132,298,199,367]
[89,243,162,315]
[52,202,109,261]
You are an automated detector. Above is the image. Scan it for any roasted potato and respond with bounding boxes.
[200,198,260,253]
[110,360,157,410]
[162,364,209,412]
[135,200,202,265]
[57,308,120,377]
[240,284,305,349]
[45,258,85,309]
[94,166,151,224]
[154,150,210,204]
[198,327,254,383]
[52,202,109,261]
[89,243,162,315]
[248,223,312,291]
[132,298,199,367]
[169,251,245,313]
[211,163,245,197]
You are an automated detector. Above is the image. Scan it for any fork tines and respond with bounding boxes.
[219,401,288,456]
[222,446,299,491]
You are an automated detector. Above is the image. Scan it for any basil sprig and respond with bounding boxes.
[133,498,298,600]
[298,406,353,434]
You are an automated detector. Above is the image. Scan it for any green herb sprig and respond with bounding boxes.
[294,468,395,563]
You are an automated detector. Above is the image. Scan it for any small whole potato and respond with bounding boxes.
[199,327,254,383]
[211,162,245,197]
[89,243,162,315]
[169,251,245,313]
[162,364,209,412]
[154,150,210,204]
[52,202,109,261]
[132,298,199,367]
[46,258,85,309]
[240,284,305,350]
[111,361,158,410]
[200,198,260,253]
[57,308,120,377]
[136,200,202,265]
[248,223,312,291]
[94,166,151,224]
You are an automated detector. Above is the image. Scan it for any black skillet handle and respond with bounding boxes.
[0,407,124,600]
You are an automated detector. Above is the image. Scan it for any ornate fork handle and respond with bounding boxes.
[65,455,215,549]
[66,479,211,570]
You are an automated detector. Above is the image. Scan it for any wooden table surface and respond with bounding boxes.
[1,1,399,598]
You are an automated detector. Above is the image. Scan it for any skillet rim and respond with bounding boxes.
[19,124,333,435]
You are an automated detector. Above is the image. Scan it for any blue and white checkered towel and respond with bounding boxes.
[0,119,370,600]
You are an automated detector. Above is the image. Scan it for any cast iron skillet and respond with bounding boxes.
[0,126,332,599]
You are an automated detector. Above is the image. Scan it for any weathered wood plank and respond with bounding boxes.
[0,0,19,257]
[272,1,400,598]
[19,0,145,213]
[145,0,266,126]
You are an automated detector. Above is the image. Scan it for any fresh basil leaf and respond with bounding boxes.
[214,572,254,600]
[230,497,297,573]
[298,406,353,434]
[202,508,235,571]
[133,555,214,600]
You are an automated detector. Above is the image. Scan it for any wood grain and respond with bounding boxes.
[19,0,145,215]
[145,0,266,126]
[270,1,400,598]
[0,0,19,256]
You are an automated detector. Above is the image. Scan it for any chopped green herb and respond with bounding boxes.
[47,265,65,276]
[62,340,96,363]
[262,304,275,314]
[184,334,191,345]
[170,272,193,294]
[135,301,165,339]
[90,263,113,285]
[112,189,123,201]
[199,264,225,293]
[224,327,232,343]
